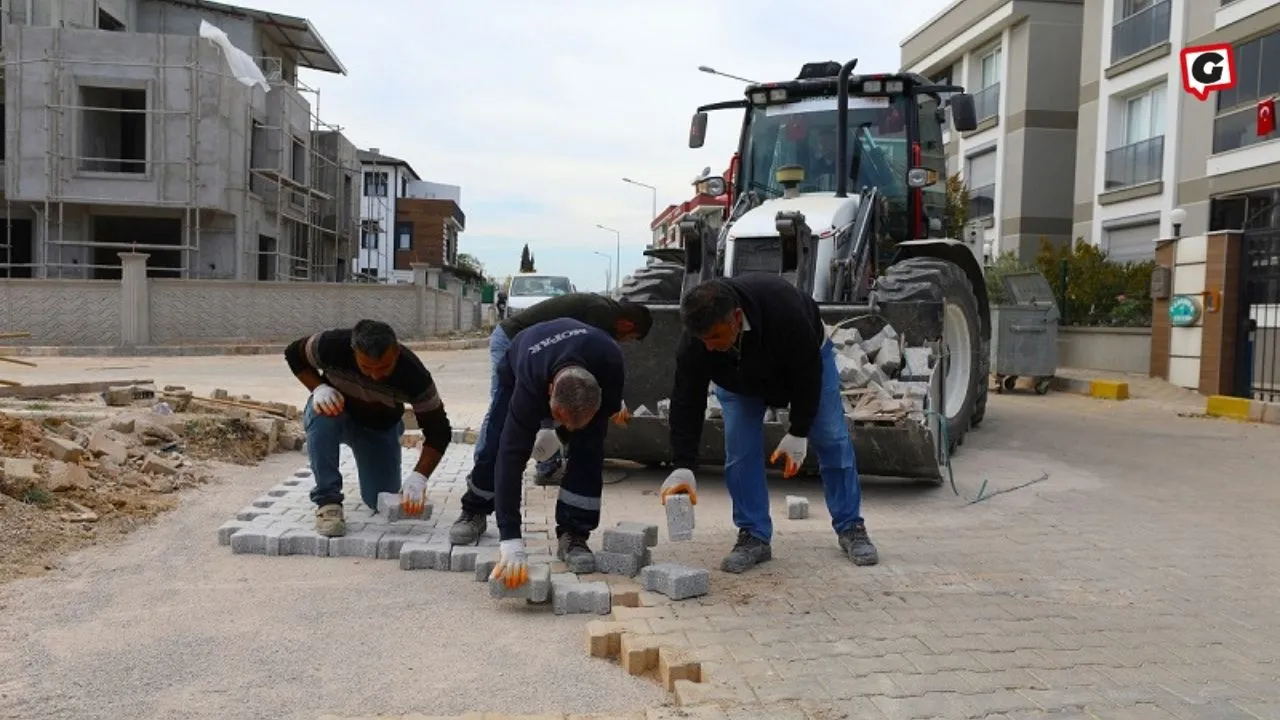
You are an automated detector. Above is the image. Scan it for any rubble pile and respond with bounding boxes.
[626,323,937,427]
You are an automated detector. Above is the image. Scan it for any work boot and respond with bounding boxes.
[315,503,346,538]
[838,523,879,566]
[556,532,596,573]
[533,451,564,487]
[721,528,772,574]
[449,510,488,545]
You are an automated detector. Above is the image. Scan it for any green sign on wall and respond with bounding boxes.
[1168,294,1201,327]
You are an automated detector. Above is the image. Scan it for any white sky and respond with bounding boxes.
[247,0,954,290]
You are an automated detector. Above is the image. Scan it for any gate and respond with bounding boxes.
[1236,226,1280,401]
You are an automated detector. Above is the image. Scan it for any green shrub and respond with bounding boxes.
[982,240,1154,327]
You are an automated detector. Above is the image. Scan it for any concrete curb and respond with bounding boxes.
[1049,376,1130,400]
[0,337,489,358]
[1205,395,1280,425]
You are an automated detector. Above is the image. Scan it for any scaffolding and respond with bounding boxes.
[0,24,359,281]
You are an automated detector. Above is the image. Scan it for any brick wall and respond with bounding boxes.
[394,198,460,271]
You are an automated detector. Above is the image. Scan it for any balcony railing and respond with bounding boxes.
[1111,0,1171,64]
[1104,135,1164,190]
[973,83,1000,123]
[968,183,996,219]
[1214,104,1280,154]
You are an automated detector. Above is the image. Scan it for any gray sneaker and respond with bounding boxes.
[721,529,772,574]
[557,532,596,573]
[448,511,488,545]
[315,503,346,538]
[838,523,879,566]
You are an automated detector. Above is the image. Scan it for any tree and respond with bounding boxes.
[519,244,536,273]
[456,252,485,277]
[944,172,971,239]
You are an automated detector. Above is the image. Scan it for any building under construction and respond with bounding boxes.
[0,0,361,281]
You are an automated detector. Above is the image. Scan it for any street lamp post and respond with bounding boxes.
[621,177,658,224]
[697,65,758,84]
[596,224,620,294]
[592,250,612,293]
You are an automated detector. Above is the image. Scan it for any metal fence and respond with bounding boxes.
[1105,136,1165,190]
[973,83,1001,123]
[1111,0,1171,63]
[1237,227,1280,402]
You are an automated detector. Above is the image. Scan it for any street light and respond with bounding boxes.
[697,65,757,84]
[593,250,613,293]
[621,177,658,244]
[596,224,620,295]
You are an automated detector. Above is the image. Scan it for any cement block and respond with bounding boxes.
[472,548,500,581]
[261,525,291,556]
[614,522,659,547]
[597,549,650,577]
[376,534,416,560]
[398,540,452,570]
[375,492,432,522]
[488,563,552,602]
[902,346,932,380]
[229,528,267,555]
[328,530,385,558]
[217,520,251,546]
[640,562,710,601]
[278,529,329,557]
[665,494,695,541]
[786,495,810,520]
[235,506,273,521]
[554,579,611,615]
[602,527,648,556]
[450,545,481,572]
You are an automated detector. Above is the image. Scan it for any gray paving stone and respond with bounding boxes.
[488,563,552,602]
[375,492,433,522]
[235,506,273,522]
[266,486,290,497]
[553,579,611,615]
[665,494,694,541]
[217,520,251,546]
[327,530,384,558]
[292,469,311,478]
[229,528,268,554]
[280,478,304,486]
[472,548,500,581]
[398,540,452,570]
[602,527,648,556]
[376,534,416,560]
[251,495,278,508]
[640,562,710,600]
[597,549,650,577]
[277,529,329,556]
[614,521,659,547]
[450,545,481,571]
[786,495,810,520]
[261,525,291,555]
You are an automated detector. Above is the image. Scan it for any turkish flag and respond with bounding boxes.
[1258,97,1276,137]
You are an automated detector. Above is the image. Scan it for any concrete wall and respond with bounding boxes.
[1058,326,1151,372]
[0,278,121,345]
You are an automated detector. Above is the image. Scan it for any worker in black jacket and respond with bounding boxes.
[660,275,878,573]
[284,319,452,538]
[454,318,625,586]
[476,293,651,485]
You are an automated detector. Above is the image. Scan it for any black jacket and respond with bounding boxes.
[499,293,622,339]
[668,274,826,470]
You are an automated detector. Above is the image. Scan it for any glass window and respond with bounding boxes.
[980,50,1001,88]
[966,150,997,219]
[1123,86,1164,144]
[918,97,948,236]
[1213,29,1280,153]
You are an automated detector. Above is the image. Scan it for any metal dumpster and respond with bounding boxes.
[989,270,1060,394]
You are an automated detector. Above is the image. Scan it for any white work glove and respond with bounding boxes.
[531,427,562,462]
[490,538,529,589]
[400,471,428,516]
[770,434,808,478]
[310,384,345,417]
[659,468,697,505]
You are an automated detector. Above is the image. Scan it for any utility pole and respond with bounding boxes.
[596,224,620,295]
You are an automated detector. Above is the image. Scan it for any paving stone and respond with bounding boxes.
[398,540,452,570]
[292,468,311,478]
[250,495,278,509]
[554,579,612,615]
[472,548,501,581]
[640,562,710,601]
[235,506,273,521]
[598,549,651,577]
[229,528,268,555]
[375,492,433,522]
[602,527,649,556]
[665,494,695,541]
[564,548,598,574]
[785,495,809,520]
[375,534,415,560]
[615,521,660,547]
[261,525,291,555]
[217,520,251,546]
[327,530,384,558]
[277,529,329,557]
[488,563,552,602]
[450,545,481,571]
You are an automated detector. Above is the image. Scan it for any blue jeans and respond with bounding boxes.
[304,398,405,510]
[716,340,862,543]
[473,325,561,475]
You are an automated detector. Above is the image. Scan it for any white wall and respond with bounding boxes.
[406,180,461,203]
[356,163,411,281]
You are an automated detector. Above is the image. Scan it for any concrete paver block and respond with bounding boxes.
[488,563,552,602]
[398,540,451,570]
[472,548,500,580]
[235,506,272,521]
[277,529,329,556]
[375,534,415,560]
[229,528,267,555]
[614,521,659,547]
[640,562,710,601]
[450,545,480,571]
[562,548,597,574]
[217,520,251,546]
[597,549,650,577]
[658,647,703,691]
[602,527,649,556]
[553,577,611,616]
[585,620,623,659]
[328,530,384,558]
[665,494,694,541]
[785,495,809,520]
[375,491,432,522]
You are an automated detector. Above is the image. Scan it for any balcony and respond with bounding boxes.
[1104,136,1164,189]
[1111,0,1171,64]
[973,83,1001,123]
[968,183,996,219]
[1214,104,1280,154]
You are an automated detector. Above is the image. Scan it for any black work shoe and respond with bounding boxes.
[721,529,772,574]
[448,511,487,545]
[556,532,596,573]
[838,523,879,566]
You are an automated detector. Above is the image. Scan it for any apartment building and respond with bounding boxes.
[900,0,1085,260]
[650,193,727,249]
[0,0,362,281]
[394,182,474,284]
[1073,0,1280,259]
[356,148,420,281]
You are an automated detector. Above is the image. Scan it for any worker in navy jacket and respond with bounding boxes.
[452,318,625,589]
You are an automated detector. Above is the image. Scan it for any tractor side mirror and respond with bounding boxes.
[689,112,709,149]
[949,93,978,132]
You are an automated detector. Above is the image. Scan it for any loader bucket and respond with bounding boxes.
[606,301,948,483]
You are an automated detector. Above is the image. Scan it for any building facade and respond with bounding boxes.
[0,0,362,281]
[900,0,1085,260]
[356,148,419,282]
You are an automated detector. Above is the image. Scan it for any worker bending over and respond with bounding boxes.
[285,319,452,538]
[479,293,651,485]
[453,318,625,584]
[661,276,878,573]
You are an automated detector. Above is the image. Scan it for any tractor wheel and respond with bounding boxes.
[871,257,984,455]
[615,260,685,304]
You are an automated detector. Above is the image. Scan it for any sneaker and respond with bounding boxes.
[838,523,879,566]
[315,503,346,537]
[449,511,488,545]
[720,528,772,574]
[557,532,596,573]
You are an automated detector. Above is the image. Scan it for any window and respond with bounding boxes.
[291,136,306,181]
[361,221,379,250]
[98,9,125,30]
[445,225,459,265]
[400,175,408,197]
[78,86,147,174]
[395,221,413,251]
[1210,189,1280,231]
[1106,85,1165,189]
[1213,29,1280,153]
[248,120,267,194]
[1104,221,1158,262]
[979,49,1001,88]
[1111,0,1171,63]
[973,49,1002,122]
[966,150,997,219]
[363,171,388,197]
[917,97,947,236]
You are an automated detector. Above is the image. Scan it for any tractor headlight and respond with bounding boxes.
[884,80,905,93]
[768,88,787,102]
[750,91,768,104]
[861,80,882,93]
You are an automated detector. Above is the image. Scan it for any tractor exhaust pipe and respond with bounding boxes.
[835,58,858,199]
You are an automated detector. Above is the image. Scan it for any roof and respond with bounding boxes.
[162,0,346,75]
[357,149,421,181]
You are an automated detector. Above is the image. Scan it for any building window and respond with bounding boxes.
[400,175,408,197]
[972,48,1001,122]
[361,222,379,250]
[1105,85,1165,190]
[1213,29,1280,154]
[966,150,997,219]
[291,136,306,182]
[78,86,147,174]
[1111,0,1171,64]
[395,221,413,251]
[1210,189,1280,231]
[363,171,388,197]
[1103,221,1158,262]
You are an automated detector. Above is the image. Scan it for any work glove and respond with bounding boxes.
[310,384,344,417]
[611,403,631,427]
[659,468,697,505]
[490,539,529,589]
[531,427,562,463]
[770,434,808,478]
[400,471,428,516]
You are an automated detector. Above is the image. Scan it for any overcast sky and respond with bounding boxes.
[248,0,952,291]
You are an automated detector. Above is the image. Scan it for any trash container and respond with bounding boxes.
[989,270,1060,395]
